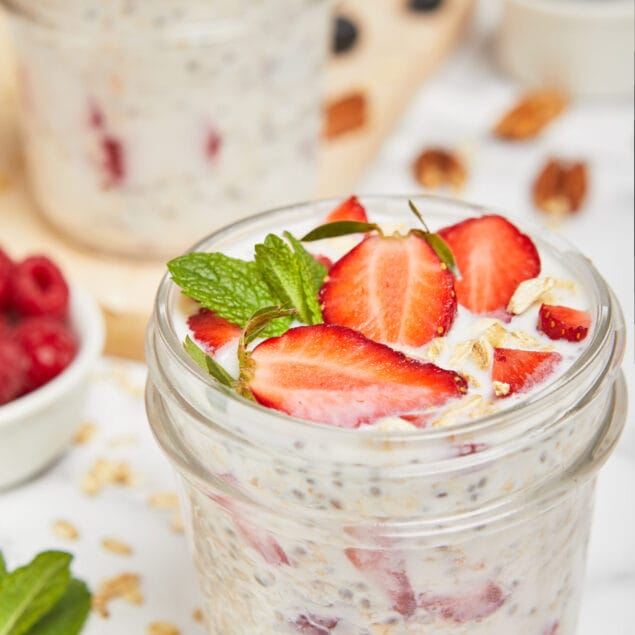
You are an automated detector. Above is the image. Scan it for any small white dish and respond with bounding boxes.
[497,0,635,97]
[0,284,104,489]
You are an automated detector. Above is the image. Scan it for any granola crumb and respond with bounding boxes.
[170,511,185,534]
[413,147,467,190]
[102,537,133,556]
[81,459,137,495]
[147,622,180,635]
[510,330,540,348]
[507,276,556,315]
[493,381,511,397]
[51,520,79,541]
[471,338,494,370]
[494,90,568,140]
[148,492,179,510]
[192,608,204,623]
[92,573,143,618]
[73,422,98,445]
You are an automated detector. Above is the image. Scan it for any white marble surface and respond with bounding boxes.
[0,2,633,634]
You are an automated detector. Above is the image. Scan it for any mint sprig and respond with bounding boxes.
[300,220,379,242]
[184,336,235,389]
[0,551,91,635]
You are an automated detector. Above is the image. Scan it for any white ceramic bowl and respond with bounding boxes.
[0,285,104,489]
[497,0,635,97]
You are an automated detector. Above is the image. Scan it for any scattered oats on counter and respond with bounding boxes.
[93,572,143,618]
[81,458,137,495]
[73,422,98,445]
[102,537,133,556]
[192,608,204,623]
[148,492,179,509]
[147,622,181,635]
[170,511,185,534]
[51,519,79,541]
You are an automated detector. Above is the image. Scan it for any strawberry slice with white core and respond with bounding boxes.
[492,347,562,397]
[247,325,467,428]
[320,234,457,347]
[419,581,506,623]
[345,548,417,617]
[325,195,368,223]
[438,215,540,315]
[538,303,591,342]
[187,308,241,354]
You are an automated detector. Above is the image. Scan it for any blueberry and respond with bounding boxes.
[409,0,443,11]
[333,16,358,54]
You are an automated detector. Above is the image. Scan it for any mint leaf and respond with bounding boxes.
[301,220,379,242]
[255,234,323,325]
[184,336,235,388]
[26,578,90,635]
[168,254,277,327]
[0,552,7,580]
[0,551,71,635]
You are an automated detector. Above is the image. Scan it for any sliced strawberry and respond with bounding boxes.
[400,412,434,428]
[538,304,591,342]
[438,215,540,315]
[492,347,562,397]
[325,195,368,223]
[211,492,289,567]
[320,234,457,347]
[248,325,467,428]
[345,548,416,617]
[187,308,241,353]
[419,581,506,623]
[293,615,340,634]
[0,249,13,310]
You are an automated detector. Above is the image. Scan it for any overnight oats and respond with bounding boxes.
[145,196,627,634]
[2,0,331,258]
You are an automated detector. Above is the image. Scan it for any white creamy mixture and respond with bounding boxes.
[166,211,596,634]
[8,0,329,257]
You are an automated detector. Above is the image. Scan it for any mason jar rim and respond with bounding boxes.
[151,194,624,447]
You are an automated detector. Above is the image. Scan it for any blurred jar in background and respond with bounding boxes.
[1,0,332,258]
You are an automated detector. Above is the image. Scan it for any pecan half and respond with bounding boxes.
[323,91,367,139]
[494,90,568,140]
[533,159,588,215]
[413,147,467,190]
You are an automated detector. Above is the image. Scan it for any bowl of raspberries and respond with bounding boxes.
[0,248,104,489]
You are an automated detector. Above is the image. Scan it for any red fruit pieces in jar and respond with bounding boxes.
[538,304,591,342]
[248,325,468,428]
[15,316,78,391]
[10,256,70,319]
[320,234,457,347]
[0,339,29,405]
[492,347,562,398]
[293,615,340,634]
[438,215,540,315]
[187,308,241,354]
[0,249,13,310]
[101,136,126,187]
[419,581,506,623]
[325,196,368,223]
[345,548,417,617]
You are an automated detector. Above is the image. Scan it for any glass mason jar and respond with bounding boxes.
[145,196,627,635]
[1,0,332,258]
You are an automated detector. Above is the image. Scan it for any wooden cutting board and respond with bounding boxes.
[0,0,473,359]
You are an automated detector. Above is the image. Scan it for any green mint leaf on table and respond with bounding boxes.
[184,336,235,389]
[168,254,279,328]
[26,579,91,635]
[408,200,459,276]
[254,234,323,325]
[300,220,379,242]
[0,552,6,580]
[0,551,72,635]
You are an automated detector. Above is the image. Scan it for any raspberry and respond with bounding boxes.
[15,316,78,391]
[0,313,11,339]
[11,256,70,319]
[0,338,29,405]
[0,249,13,310]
